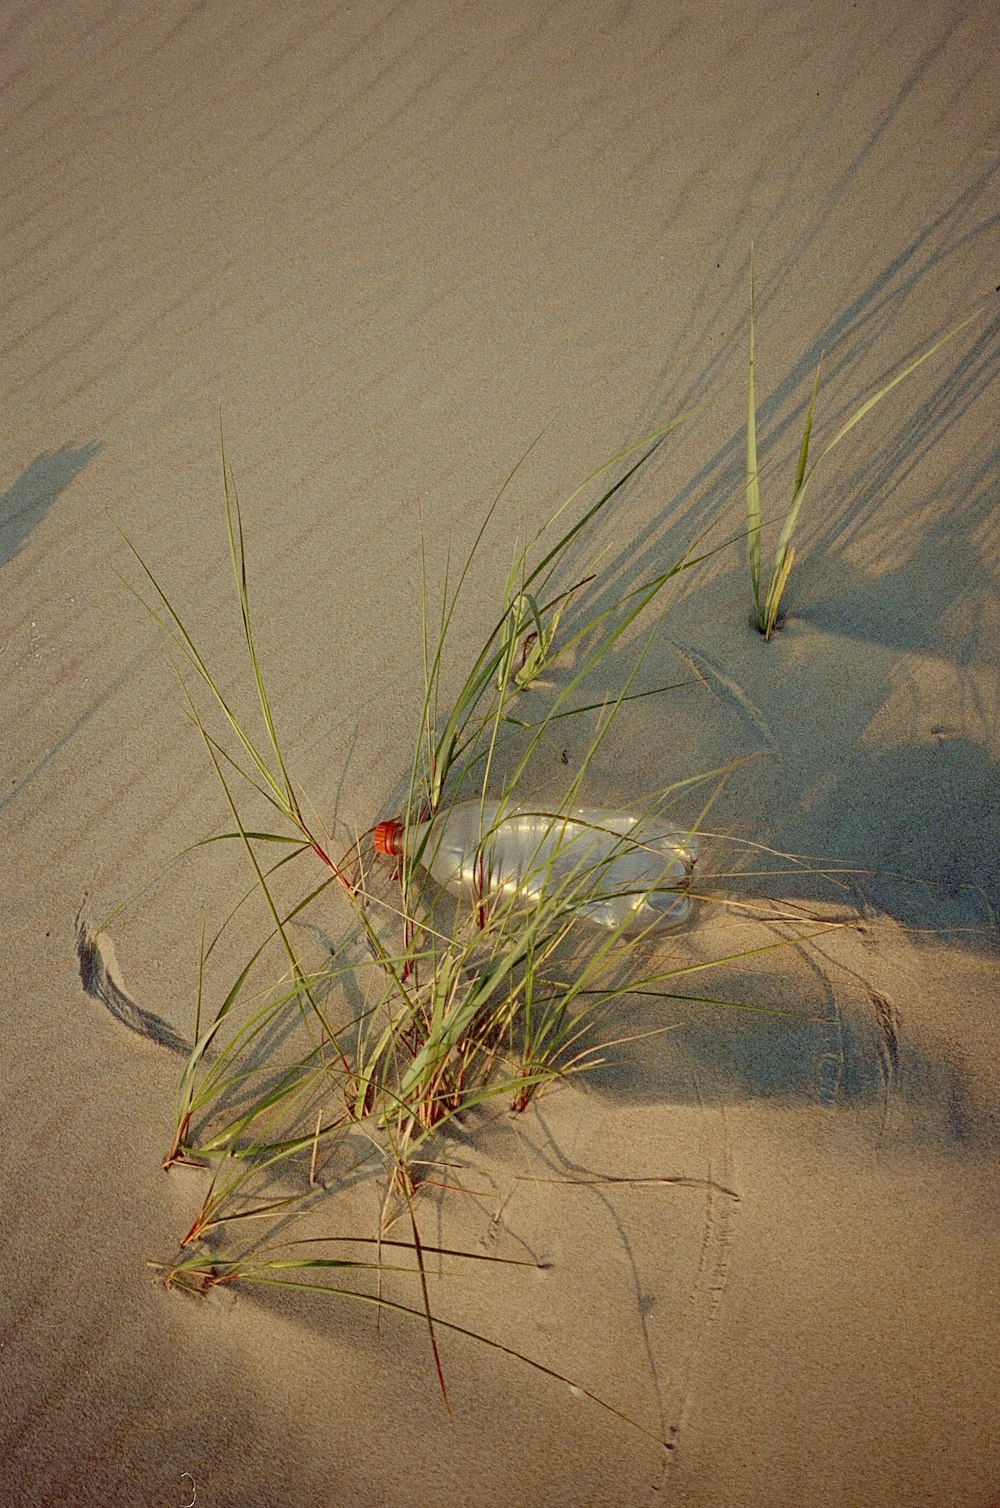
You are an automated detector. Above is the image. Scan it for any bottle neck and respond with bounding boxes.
[373,819,406,856]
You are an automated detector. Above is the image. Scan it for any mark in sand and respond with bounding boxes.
[75,902,191,1057]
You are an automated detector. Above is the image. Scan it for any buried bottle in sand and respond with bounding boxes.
[374,801,698,932]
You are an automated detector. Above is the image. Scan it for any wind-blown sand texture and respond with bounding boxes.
[3,3,998,1505]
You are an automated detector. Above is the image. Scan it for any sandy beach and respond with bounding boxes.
[3,2,999,1504]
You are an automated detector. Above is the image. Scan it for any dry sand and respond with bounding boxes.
[3,2,999,1504]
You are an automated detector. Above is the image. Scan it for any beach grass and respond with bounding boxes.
[115,407,846,1436]
[745,250,985,637]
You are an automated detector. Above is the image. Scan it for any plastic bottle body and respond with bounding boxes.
[376,801,697,932]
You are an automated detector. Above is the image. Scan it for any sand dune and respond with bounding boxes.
[3,2,998,1504]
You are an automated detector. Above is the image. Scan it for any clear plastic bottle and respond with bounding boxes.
[373,801,697,932]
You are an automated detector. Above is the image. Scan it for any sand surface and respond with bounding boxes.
[3,2,999,1504]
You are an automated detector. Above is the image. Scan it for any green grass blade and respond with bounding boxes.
[221,429,299,819]
[111,547,289,813]
[764,547,795,640]
[816,307,984,464]
[746,248,762,624]
[762,356,821,632]
[240,1272,669,1445]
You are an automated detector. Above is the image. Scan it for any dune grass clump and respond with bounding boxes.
[120,417,723,1193]
[115,276,975,1425]
[115,410,819,1432]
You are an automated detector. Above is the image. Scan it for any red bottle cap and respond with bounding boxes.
[373,819,404,856]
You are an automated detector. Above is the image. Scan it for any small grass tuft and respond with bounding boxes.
[745,248,985,638]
